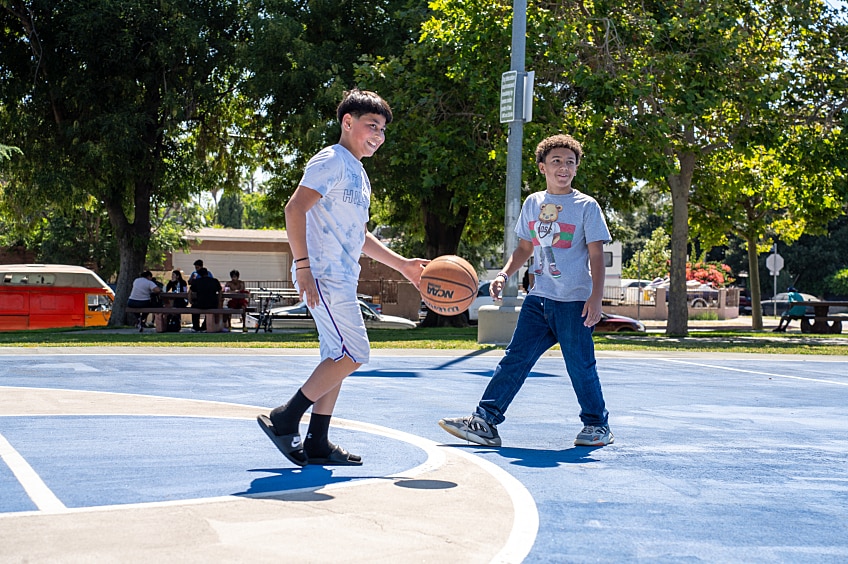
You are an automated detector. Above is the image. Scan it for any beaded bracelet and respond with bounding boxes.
[496,271,509,281]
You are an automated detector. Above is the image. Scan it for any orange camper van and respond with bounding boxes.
[0,264,115,331]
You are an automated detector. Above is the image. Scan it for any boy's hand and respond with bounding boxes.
[582,295,603,327]
[490,278,505,300]
[400,258,429,290]
[296,269,319,309]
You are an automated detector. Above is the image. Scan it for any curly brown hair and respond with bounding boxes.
[535,134,583,164]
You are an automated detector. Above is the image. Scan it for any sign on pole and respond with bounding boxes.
[499,70,518,123]
[500,70,534,124]
[523,70,535,123]
[766,253,784,276]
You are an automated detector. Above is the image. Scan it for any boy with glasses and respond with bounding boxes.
[439,134,614,447]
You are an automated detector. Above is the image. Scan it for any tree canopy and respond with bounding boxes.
[2,0,846,333]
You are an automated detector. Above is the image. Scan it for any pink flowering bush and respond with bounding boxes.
[686,262,734,288]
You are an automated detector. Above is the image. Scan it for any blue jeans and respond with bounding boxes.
[475,295,609,427]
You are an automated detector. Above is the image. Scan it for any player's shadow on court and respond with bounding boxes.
[444,445,602,468]
[500,446,603,468]
[238,467,370,497]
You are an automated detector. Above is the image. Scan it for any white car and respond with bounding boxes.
[262,299,417,330]
[466,281,526,323]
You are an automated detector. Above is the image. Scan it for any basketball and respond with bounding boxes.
[420,255,479,316]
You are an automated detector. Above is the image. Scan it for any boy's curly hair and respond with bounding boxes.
[337,88,393,125]
[535,134,583,164]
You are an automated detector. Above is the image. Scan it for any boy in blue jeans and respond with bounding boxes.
[439,134,614,447]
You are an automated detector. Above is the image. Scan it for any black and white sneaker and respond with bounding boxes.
[438,415,502,447]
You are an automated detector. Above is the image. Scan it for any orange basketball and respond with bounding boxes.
[420,255,479,316]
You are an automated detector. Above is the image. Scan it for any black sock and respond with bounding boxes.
[269,389,313,436]
[305,413,333,458]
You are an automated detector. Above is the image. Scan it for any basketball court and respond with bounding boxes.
[1,347,847,562]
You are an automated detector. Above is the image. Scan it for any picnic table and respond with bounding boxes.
[126,292,249,333]
[793,301,848,334]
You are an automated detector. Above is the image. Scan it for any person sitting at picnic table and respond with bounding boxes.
[773,286,806,332]
[223,269,249,328]
[163,269,188,332]
[189,267,223,332]
[127,271,162,330]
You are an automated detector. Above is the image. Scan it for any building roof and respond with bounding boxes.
[184,228,289,243]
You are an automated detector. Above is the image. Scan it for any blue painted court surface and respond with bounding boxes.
[1,349,847,562]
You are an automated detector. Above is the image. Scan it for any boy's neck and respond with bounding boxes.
[546,186,573,195]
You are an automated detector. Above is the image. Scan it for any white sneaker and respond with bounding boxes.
[438,415,502,447]
[574,425,614,446]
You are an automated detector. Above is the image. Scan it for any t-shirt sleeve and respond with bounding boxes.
[299,148,343,197]
[514,196,537,241]
[584,200,612,244]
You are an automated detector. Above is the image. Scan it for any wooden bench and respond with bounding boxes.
[125,306,246,333]
[790,301,848,334]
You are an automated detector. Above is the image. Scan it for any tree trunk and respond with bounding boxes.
[104,180,154,327]
[666,151,697,337]
[420,190,471,326]
[422,188,469,259]
[745,234,763,330]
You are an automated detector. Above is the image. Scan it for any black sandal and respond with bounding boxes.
[257,414,308,467]
[308,444,363,466]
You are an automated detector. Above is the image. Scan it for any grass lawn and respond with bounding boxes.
[0,326,847,355]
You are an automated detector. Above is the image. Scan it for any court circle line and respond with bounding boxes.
[1,386,539,562]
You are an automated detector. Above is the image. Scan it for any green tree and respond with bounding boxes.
[622,227,671,281]
[1,1,257,325]
[241,0,427,226]
[690,142,846,329]
[545,0,848,335]
[356,0,511,262]
[216,192,244,229]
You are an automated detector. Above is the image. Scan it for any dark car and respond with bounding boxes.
[738,290,752,315]
[760,292,818,317]
[594,312,646,333]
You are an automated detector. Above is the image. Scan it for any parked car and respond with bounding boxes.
[651,279,720,307]
[466,281,526,323]
[760,292,819,317]
[618,279,655,304]
[737,289,752,315]
[685,283,720,308]
[594,312,646,333]
[266,299,417,330]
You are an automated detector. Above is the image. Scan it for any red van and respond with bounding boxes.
[0,264,114,330]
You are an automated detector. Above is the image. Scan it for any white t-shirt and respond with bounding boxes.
[129,277,159,301]
[297,144,371,283]
[516,189,611,302]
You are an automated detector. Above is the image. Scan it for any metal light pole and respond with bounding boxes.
[502,0,527,303]
[477,0,529,344]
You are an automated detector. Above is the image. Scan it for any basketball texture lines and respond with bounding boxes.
[420,255,478,316]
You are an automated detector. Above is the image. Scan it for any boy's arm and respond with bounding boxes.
[362,230,428,289]
[490,239,534,299]
[583,240,606,327]
[285,185,322,307]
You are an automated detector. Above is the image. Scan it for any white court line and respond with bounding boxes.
[0,433,66,513]
[0,395,538,563]
[661,358,848,386]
